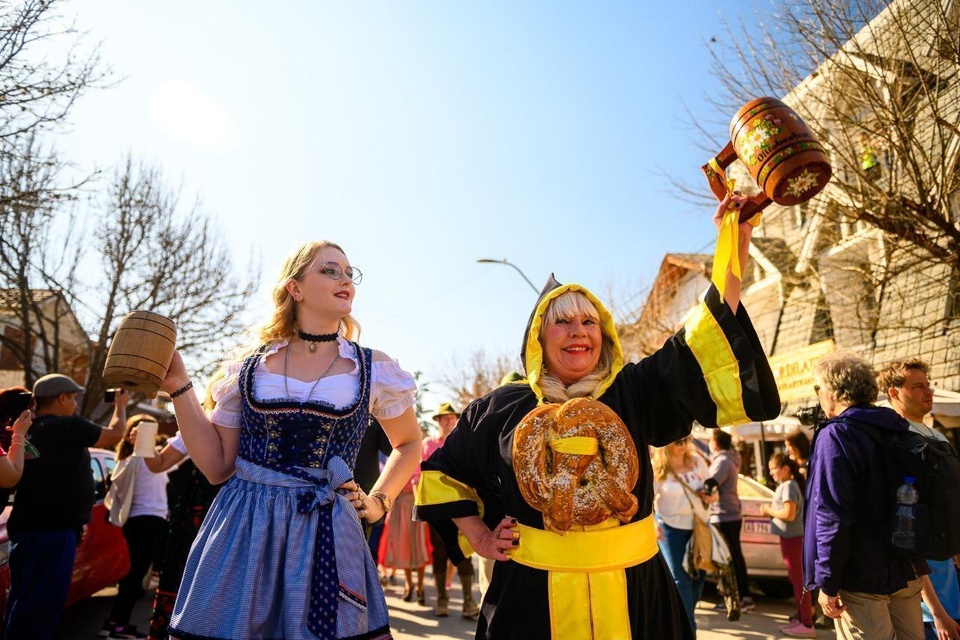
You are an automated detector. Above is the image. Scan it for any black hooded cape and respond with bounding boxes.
[415,278,779,639]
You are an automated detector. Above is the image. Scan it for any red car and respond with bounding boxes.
[0,448,131,613]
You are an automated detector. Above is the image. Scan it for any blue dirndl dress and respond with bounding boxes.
[169,344,392,640]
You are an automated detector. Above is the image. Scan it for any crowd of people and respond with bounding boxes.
[3,213,960,640]
[647,353,960,640]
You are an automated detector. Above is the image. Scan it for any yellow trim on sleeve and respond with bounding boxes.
[415,470,481,508]
[683,300,750,426]
[415,470,482,559]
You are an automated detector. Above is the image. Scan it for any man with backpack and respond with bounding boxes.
[878,358,960,640]
[804,351,928,639]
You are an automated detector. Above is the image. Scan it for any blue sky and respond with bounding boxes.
[57,1,762,408]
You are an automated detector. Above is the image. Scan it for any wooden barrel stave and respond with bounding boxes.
[103,311,177,396]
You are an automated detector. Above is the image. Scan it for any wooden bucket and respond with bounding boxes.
[103,311,177,397]
[702,97,832,221]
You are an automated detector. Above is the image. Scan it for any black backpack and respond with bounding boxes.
[841,417,960,561]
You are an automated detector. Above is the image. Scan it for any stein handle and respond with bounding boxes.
[701,141,771,223]
[701,141,738,202]
[737,194,771,223]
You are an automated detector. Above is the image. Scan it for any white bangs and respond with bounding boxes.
[544,291,600,325]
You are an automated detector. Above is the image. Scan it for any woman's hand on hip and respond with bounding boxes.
[473,517,519,562]
[339,480,383,523]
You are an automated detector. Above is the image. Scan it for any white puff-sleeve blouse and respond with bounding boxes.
[208,337,416,429]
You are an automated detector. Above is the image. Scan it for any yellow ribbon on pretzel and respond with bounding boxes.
[548,437,598,456]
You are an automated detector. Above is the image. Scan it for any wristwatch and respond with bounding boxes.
[369,490,392,513]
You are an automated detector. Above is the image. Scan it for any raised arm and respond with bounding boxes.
[144,442,187,473]
[160,351,239,484]
[92,388,131,449]
[0,410,33,487]
[712,192,755,315]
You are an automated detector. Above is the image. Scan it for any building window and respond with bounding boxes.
[811,295,834,343]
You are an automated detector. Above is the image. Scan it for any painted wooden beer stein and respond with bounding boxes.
[702,97,832,222]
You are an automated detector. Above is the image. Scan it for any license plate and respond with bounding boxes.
[743,518,771,535]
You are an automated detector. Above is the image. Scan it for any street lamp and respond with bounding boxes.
[476,258,539,294]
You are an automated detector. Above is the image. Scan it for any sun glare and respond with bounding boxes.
[149,79,237,154]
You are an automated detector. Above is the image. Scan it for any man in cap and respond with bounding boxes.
[423,402,479,619]
[4,374,129,640]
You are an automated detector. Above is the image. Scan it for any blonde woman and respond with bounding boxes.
[161,241,422,640]
[653,438,716,633]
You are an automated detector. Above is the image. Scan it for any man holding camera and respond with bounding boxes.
[4,374,128,640]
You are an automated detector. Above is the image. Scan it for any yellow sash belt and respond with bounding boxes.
[510,514,658,639]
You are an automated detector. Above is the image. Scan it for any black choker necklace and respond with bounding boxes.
[297,330,338,353]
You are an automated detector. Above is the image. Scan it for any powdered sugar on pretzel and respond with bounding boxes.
[513,397,639,534]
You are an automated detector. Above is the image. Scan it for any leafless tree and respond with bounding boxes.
[651,0,960,389]
[437,348,521,411]
[0,133,86,380]
[0,3,258,418]
[0,0,105,145]
[79,155,258,418]
[690,0,960,269]
[0,0,103,384]
[0,152,257,419]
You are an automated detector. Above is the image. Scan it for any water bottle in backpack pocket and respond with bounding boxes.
[891,476,920,552]
[838,416,960,561]
[873,433,959,560]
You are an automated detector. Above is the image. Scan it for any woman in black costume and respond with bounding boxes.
[415,194,780,639]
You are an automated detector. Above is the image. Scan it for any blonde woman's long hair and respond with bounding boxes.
[537,291,615,403]
[257,241,361,347]
[651,440,694,483]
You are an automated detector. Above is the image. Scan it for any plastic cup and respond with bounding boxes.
[132,419,158,457]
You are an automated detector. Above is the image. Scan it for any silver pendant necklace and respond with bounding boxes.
[284,342,341,402]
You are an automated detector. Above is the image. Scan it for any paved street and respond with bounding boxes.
[55,571,826,639]
[380,575,809,640]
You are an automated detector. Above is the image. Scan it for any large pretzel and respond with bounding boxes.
[513,397,639,534]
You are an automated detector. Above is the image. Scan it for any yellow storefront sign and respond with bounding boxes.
[767,340,835,402]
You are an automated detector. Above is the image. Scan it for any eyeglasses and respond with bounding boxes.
[813,384,821,395]
[314,262,362,285]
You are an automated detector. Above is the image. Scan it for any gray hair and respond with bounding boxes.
[814,351,878,407]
